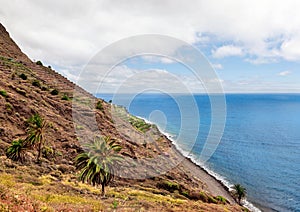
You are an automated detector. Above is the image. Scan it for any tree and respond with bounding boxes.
[6,139,26,163]
[25,114,49,162]
[232,184,247,205]
[75,136,123,196]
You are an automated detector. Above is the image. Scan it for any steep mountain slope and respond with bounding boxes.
[0,23,244,211]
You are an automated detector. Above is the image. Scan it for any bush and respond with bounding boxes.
[181,190,189,198]
[0,90,7,98]
[157,181,181,193]
[96,100,103,110]
[36,61,43,66]
[207,195,218,204]
[32,80,41,88]
[198,192,209,202]
[50,89,59,95]
[19,73,27,80]
[215,196,227,204]
[5,103,13,111]
[42,146,54,159]
[61,94,70,101]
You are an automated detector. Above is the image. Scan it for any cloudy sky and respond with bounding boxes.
[1,0,300,93]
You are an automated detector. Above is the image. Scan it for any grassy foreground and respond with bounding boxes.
[0,164,244,212]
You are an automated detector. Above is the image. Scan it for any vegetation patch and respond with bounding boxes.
[96,100,103,110]
[19,73,27,80]
[32,80,41,88]
[112,105,152,133]
[0,173,16,187]
[36,61,43,66]
[50,89,59,95]
[0,90,8,98]
[61,94,70,101]
[215,195,228,204]
[129,116,152,132]
[5,103,13,111]
[127,189,186,205]
[157,180,181,193]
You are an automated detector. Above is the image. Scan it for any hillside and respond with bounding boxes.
[0,23,245,211]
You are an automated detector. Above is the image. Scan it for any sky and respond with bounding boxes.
[0,0,300,93]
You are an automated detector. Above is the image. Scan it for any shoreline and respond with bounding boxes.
[140,116,262,212]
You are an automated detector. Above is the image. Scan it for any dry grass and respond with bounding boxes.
[0,171,243,211]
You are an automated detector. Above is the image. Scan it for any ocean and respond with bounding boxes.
[97,93,300,212]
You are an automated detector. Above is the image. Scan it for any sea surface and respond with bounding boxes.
[97,93,300,212]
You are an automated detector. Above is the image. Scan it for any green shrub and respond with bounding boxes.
[157,181,181,193]
[0,90,7,98]
[198,191,209,202]
[6,139,26,162]
[207,195,218,204]
[96,100,103,110]
[36,61,43,66]
[112,200,118,209]
[50,89,59,95]
[32,80,41,88]
[5,103,13,111]
[129,117,151,132]
[19,73,27,80]
[215,195,227,204]
[61,94,70,101]
[42,146,54,159]
[181,190,189,198]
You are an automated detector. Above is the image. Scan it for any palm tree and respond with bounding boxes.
[75,136,123,196]
[232,184,247,205]
[6,139,26,163]
[25,114,49,162]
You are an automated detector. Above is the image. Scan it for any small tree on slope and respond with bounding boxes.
[75,136,123,196]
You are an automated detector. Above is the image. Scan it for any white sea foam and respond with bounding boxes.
[139,116,262,212]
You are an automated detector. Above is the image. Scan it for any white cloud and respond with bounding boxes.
[141,55,174,64]
[212,45,244,58]
[1,0,300,95]
[280,37,300,61]
[0,0,300,66]
[212,63,223,69]
[278,70,292,76]
[97,66,200,94]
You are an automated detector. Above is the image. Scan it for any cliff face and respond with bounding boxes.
[0,23,243,211]
[0,24,31,63]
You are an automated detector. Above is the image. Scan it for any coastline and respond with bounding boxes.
[139,116,262,212]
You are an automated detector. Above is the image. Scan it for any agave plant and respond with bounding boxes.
[75,136,123,196]
[6,139,26,162]
[25,114,49,162]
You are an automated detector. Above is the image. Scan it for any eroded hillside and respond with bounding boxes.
[0,23,245,211]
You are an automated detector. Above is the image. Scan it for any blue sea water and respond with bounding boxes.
[97,93,300,212]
